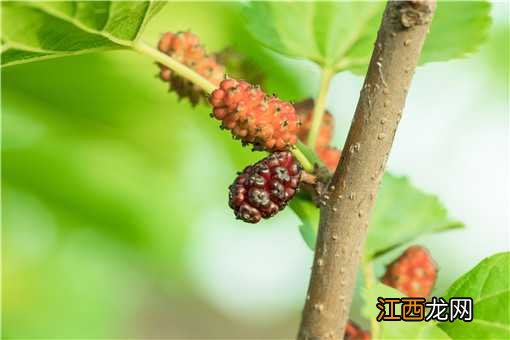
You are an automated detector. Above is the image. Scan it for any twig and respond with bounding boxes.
[301,172,318,185]
[297,1,436,338]
[293,147,315,173]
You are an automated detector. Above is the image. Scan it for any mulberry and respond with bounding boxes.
[294,99,339,171]
[381,245,437,297]
[317,147,341,172]
[229,151,302,223]
[344,321,371,340]
[296,101,335,150]
[157,31,225,106]
[210,79,300,151]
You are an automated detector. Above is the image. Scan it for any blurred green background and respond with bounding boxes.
[2,2,508,339]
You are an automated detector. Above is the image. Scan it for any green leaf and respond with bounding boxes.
[419,1,492,64]
[362,283,450,339]
[365,174,463,260]
[290,173,462,256]
[243,1,384,71]
[1,1,165,67]
[243,1,491,74]
[289,193,319,250]
[439,252,510,339]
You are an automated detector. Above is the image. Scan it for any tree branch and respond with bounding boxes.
[297,1,436,339]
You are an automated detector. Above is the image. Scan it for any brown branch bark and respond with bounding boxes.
[297,1,436,339]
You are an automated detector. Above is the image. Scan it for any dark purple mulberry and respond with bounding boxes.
[229,151,302,223]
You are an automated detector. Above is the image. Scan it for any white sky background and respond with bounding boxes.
[187,2,509,325]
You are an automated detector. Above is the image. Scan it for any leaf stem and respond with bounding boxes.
[362,259,380,339]
[132,40,217,94]
[307,68,334,149]
[292,148,314,173]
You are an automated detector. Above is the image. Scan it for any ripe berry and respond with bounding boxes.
[157,31,225,106]
[229,151,302,223]
[381,245,437,297]
[344,321,371,340]
[210,79,300,151]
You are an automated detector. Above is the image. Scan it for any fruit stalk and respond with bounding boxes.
[133,40,217,94]
[297,1,436,338]
[134,40,314,172]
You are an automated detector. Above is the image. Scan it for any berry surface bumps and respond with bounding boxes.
[381,245,438,297]
[228,152,302,223]
[210,79,300,151]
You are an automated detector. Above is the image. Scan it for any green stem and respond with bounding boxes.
[134,40,315,173]
[362,259,380,339]
[291,148,314,173]
[307,68,334,149]
[133,40,217,94]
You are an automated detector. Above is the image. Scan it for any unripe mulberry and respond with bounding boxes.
[294,99,339,171]
[229,151,302,223]
[381,245,437,297]
[157,31,225,106]
[210,79,300,151]
[317,147,341,172]
[296,105,335,150]
[344,321,371,340]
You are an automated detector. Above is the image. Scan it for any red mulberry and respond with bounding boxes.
[229,151,302,223]
[381,245,438,297]
[210,79,300,151]
[157,31,225,106]
[344,321,371,340]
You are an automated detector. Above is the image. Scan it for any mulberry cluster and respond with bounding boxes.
[381,245,437,297]
[344,321,371,340]
[157,31,225,106]
[295,99,341,171]
[210,79,300,151]
[228,152,302,223]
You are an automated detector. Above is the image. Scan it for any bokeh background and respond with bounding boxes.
[2,1,509,338]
